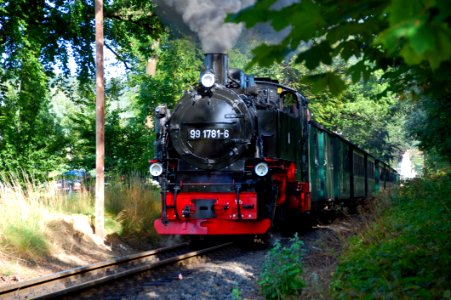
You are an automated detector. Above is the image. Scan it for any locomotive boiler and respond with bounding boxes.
[150,53,397,236]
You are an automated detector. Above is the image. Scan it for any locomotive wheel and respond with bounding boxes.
[317,209,336,225]
[277,204,316,236]
[188,235,209,248]
[253,231,273,248]
[230,233,273,249]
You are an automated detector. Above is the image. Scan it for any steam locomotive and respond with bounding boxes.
[150,53,398,236]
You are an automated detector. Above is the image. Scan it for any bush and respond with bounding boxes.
[258,234,305,299]
[331,173,451,299]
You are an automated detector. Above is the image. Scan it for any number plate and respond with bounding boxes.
[188,129,230,140]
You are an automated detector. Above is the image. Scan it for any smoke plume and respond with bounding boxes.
[158,0,254,53]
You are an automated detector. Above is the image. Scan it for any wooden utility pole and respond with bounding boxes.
[95,0,105,239]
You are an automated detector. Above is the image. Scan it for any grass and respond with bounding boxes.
[0,173,54,260]
[105,175,161,242]
[330,172,451,299]
[0,171,162,271]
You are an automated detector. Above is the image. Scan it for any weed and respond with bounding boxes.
[258,234,305,299]
[231,287,243,300]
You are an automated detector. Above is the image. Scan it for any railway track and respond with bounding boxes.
[0,241,233,299]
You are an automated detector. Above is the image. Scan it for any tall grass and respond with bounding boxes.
[0,171,162,266]
[105,175,161,240]
[0,172,52,260]
[0,172,94,260]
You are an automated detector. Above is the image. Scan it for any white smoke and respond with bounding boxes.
[163,0,255,53]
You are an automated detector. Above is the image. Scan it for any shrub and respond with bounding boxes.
[258,234,305,299]
[331,173,451,299]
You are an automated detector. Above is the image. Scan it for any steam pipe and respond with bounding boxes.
[204,53,228,85]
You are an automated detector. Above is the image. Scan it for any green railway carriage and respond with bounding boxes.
[308,121,397,209]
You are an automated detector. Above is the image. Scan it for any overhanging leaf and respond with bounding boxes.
[295,41,333,70]
[303,72,346,95]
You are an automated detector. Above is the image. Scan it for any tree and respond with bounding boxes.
[133,36,203,116]
[1,0,163,82]
[228,0,451,164]
[230,45,407,164]
[0,0,164,175]
[104,77,153,175]
[0,54,68,177]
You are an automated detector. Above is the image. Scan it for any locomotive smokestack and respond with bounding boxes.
[204,53,228,85]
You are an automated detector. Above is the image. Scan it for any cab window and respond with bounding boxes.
[281,92,299,117]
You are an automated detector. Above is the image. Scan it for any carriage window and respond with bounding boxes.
[354,153,364,177]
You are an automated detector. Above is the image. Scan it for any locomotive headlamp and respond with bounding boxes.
[149,162,163,177]
[200,72,215,88]
[255,162,269,177]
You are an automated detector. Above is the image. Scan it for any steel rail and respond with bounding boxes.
[0,241,233,299]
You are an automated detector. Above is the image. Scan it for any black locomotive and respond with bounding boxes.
[150,53,397,236]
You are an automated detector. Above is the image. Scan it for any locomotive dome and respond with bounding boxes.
[169,53,255,170]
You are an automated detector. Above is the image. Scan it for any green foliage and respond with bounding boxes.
[300,63,408,163]
[314,80,408,162]
[258,234,305,299]
[331,173,451,299]
[376,0,451,69]
[0,41,68,177]
[135,36,203,113]
[306,72,346,95]
[229,0,450,90]
[104,78,154,174]
[0,0,164,177]
[229,0,451,163]
[406,96,451,165]
[51,76,153,175]
[422,149,450,175]
[231,287,243,300]
[105,108,153,174]
[63,83,96,170]
[1,0,163,83]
